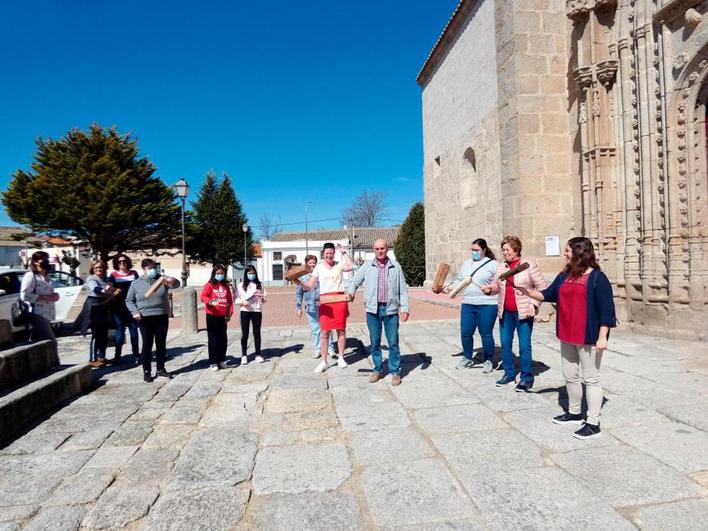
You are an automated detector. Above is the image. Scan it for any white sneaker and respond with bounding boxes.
[209,364,219,371]
[312,350,321,359]
[337,356,348,369]
[314,360,328,373]
[241,356,248,365]
[255,355,264,363]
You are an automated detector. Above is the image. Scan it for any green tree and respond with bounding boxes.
[187,171,252,268]
[394,202,425,286]
[2,124,180,261]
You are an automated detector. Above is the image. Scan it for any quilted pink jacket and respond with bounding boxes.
[488,256,548,319]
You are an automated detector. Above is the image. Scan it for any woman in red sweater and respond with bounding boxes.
[200,264,234,370]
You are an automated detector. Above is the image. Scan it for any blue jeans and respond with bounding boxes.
[114,310,140,356]
[366,303,401,375]
[499,311,534,384]
[460,303,497,361]
[306,309,335,352]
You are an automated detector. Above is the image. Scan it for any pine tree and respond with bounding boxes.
[2,124,180,261]
[394,202,425,286]
[187,172,252,268]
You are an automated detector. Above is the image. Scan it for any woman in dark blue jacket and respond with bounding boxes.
[516,237,615,440]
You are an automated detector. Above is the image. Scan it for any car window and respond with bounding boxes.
[48,271,83,288]
[0,273,22,295]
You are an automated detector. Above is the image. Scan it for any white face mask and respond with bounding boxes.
[146,268,157,279]
[247,273,256,281]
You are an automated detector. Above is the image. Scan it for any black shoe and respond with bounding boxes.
[495,375,516,387]
[112,355,122,365]
[143,372,153,382]
[515,381,533,393]
[553,412,585,425]
[573,423,601,439]
[134,355,142,366]
[155,369,173,379]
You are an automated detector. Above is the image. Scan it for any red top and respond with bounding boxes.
[503,258,520,312]
[557,274,589,344]
[200,281,234,318]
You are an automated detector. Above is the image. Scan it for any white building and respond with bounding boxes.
[258,227,401,285]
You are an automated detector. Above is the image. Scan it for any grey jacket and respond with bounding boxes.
[125,275,180,317]
[347,258,410,315]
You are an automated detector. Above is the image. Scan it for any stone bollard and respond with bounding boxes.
[182,286,198,334]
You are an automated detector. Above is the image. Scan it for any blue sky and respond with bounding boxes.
[0,1,458,237]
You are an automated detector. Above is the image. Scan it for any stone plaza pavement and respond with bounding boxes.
[1,320,708,530]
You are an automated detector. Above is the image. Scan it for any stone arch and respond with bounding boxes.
[667,42,708,306]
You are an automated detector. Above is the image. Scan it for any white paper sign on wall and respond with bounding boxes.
[545,235,560,256]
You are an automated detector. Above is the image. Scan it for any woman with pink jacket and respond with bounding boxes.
[482,236,547,392]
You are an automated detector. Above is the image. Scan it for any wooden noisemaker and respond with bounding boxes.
[431,263,450,293]
[319,293,350,304]
[144,277,167,299]
[498,261,529,281]
[449,277,472,299]
[284,264,312,282]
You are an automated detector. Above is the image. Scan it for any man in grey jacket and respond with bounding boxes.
[348,239,410,386]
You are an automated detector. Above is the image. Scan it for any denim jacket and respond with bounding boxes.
[295,274,321,312]
[347,258,410,315]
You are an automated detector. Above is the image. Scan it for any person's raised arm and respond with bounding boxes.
[337,244,353,272]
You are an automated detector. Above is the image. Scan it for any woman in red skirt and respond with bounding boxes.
[300,242,353,373]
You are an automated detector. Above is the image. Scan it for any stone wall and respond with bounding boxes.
[421,0,503,279]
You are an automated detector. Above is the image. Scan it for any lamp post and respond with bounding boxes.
[173,178,189,287]
[305,201,312,256]
[242,224,249,270]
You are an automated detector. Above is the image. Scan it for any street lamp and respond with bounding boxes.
[242,223,249,269]
[173,178,189,287]
[305,201,313,256]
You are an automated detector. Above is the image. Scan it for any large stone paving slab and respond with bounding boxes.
[245,492,364,530]
[114,447,179,486]
[550,446,707,507]
[628,498,708,530]
[360,458,478,527]
[431,430,544,477]
[610,422,708,473]
[82,484,159,529]
[167,429,258,489]
[146,484,250,531]
[252,442,352,494]
[23,505,85,531]
[464,467,634,530]
[266,389,332,414]
[350,427,435,466]
[413,404,508,433]
[390,376,480,409]
[199,392,262,429]
[44,469,115,506]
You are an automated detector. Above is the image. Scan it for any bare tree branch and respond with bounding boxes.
[340,191,389,227]
[259,213,281,240]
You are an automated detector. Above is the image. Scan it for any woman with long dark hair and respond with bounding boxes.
[516,237,616,439]
[110,253,140,364]
[200,263,234,370]
[444,238,498,372]
[234,264,266,364]
[20,251,59,343]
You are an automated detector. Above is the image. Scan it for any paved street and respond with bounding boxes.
[1,316,708,529]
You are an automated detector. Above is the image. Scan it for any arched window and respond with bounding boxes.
[461,147,478,209]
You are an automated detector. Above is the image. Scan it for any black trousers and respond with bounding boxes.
[206,313,228,364]
[139,314,169,373]
[240,311,262,357]
[89,302,110,362]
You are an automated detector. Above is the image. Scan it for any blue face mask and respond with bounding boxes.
[214,274,225,282]
[471,251,482,261]
[247,273,256,281]
[146,268,157,279]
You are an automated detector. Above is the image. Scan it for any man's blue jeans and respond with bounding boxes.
[460,303,497,362]
[114,310,139,356]
[306,309,335,352]
[366,303,401,375]
[499,311,534,384]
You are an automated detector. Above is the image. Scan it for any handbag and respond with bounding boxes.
[11,273,36,327]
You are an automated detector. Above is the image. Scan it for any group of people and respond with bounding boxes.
[441,235,616,439]
[20,233,615,440]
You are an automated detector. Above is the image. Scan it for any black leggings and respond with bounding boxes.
[139,314,169,373]
[206,313,228,364]
[240,311,262,357]
[89,302,110,362]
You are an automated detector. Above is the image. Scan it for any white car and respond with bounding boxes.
[0,268,85,332]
